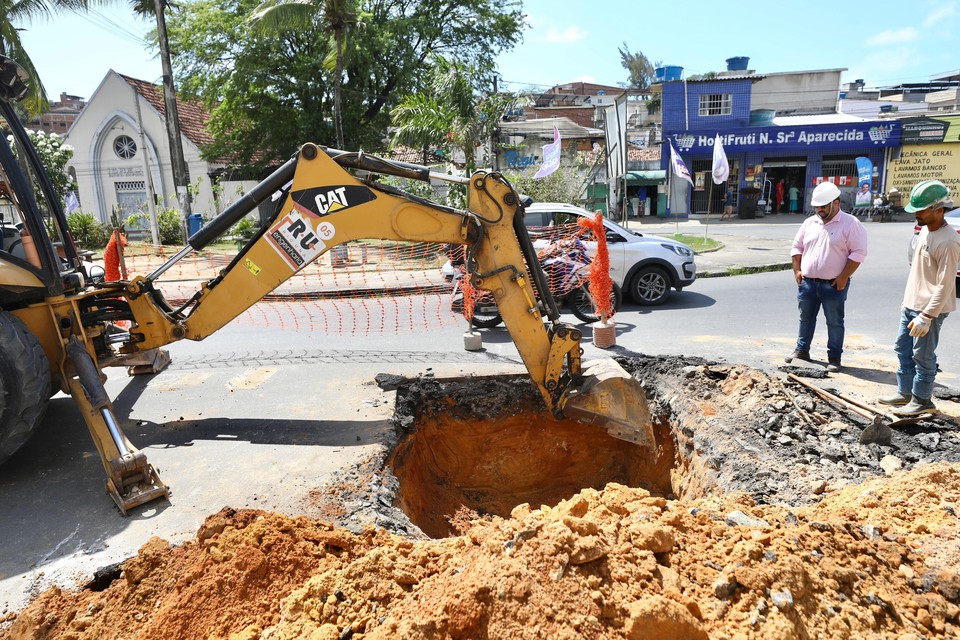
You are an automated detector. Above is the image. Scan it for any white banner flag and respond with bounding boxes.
[534,127,562,179]
[712,134,729,184]
[65,190,80,213]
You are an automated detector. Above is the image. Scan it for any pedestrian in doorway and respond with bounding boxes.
[878,180,960,416]
[785,181,868,373]
[775,179,785,213]
[720,185,734,221]
[788,183,800,213]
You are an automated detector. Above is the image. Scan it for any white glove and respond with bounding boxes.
[909,315,931,337]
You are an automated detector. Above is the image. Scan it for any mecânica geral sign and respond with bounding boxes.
[888,144,960,197]
[888,115,960,196]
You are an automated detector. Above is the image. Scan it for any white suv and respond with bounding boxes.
[522,203,696,305]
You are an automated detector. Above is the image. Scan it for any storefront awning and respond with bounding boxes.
[622,170,666,184]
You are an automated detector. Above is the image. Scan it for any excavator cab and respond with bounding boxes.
[0,61,91,303]
[0,58,63,468]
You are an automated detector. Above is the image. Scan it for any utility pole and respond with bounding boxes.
[491,74,500,171]
[132,85,160,245]
[153,0,192,230]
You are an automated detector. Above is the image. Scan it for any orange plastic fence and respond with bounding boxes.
[113,223,604,336]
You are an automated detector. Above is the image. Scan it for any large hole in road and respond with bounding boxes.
[387,374,680,539]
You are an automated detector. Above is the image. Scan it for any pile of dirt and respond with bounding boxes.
[5,462,960,639]
[5,355,960,639]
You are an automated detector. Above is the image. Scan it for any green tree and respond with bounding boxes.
[619,43,656,90]
[0,0,100,115]
[391,54,527,175]
[9,128,76,205]
[504,165,584,206]
[165,0,524,169]
[250,0,358,149]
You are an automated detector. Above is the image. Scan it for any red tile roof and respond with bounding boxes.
[119,74,215,150]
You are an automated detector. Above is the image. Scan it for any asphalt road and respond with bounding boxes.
[2,217,956,615]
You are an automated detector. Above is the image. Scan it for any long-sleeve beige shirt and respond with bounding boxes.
[904,224,960,317]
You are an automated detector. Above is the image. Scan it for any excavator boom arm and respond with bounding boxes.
[126,144,580,409]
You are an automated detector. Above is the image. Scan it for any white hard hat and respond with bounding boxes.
[810,182,842,207]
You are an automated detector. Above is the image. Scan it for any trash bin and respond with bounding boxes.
[738,187,761,219]
[188,213,203,237]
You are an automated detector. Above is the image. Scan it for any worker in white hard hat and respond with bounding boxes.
[786,181,868,373]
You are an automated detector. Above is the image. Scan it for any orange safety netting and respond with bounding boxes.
[577,211,613,321]
[109,222,608,336]
[103,230,127,282]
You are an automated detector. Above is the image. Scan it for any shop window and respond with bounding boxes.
[699,94,732,117]
[820,159,858,179]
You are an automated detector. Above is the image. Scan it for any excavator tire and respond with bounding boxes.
[0,310,51,465]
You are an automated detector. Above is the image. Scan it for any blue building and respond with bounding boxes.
[658,66,901,217]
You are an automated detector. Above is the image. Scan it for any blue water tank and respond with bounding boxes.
[654,67,665,82]
[662,65,683,81]
[726,56,750,71]
[749,109,776,126]
[188,213,203,237]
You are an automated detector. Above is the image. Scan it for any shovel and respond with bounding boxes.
[786,374,929,445]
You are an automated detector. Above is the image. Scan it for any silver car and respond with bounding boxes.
[522,203,696,305]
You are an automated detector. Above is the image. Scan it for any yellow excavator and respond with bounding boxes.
[0,55,654,513]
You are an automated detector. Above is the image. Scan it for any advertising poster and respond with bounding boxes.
[694,172,706,191]
[855,157,874,206]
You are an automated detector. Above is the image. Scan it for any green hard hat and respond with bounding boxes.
[905,180,952,213]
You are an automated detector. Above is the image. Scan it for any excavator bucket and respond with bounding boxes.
[562,359,656,450]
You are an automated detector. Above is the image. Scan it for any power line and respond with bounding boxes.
[74,9,150,46]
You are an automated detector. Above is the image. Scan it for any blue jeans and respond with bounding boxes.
[895,307,947,401]
[795,278,848,360]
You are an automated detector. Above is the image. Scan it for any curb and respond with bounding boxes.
[698,262,793,279]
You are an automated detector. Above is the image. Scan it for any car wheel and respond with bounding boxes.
[470,310,503,329]
[568,282,622,323]
[630,266,671,306]
[468,294,503,329]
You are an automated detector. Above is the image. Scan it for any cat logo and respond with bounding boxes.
[290,185,376,218]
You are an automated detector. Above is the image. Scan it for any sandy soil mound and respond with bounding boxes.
[6,461,959,640]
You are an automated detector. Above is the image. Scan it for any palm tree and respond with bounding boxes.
[0,0,97,115]
[250,0,358,149]
[391,55,528,175]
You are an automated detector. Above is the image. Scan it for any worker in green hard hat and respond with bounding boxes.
[879,180,960,416]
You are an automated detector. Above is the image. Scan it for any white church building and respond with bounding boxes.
[64,71,257,233]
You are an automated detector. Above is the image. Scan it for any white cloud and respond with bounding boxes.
[854,48,921,82]
[543,26,588,44]
[923,2,956,27]
[866,27,919,46]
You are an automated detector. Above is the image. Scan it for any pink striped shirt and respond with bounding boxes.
[790,210,868,279]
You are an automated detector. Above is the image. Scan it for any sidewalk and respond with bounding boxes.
[621,209,916,277]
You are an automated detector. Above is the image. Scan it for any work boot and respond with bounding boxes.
[890,397,937,416]
[877,391,911,406]
[826,358,842,373]
[785,349,810,364]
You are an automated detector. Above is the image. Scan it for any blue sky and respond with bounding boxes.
[20,0,960,102]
